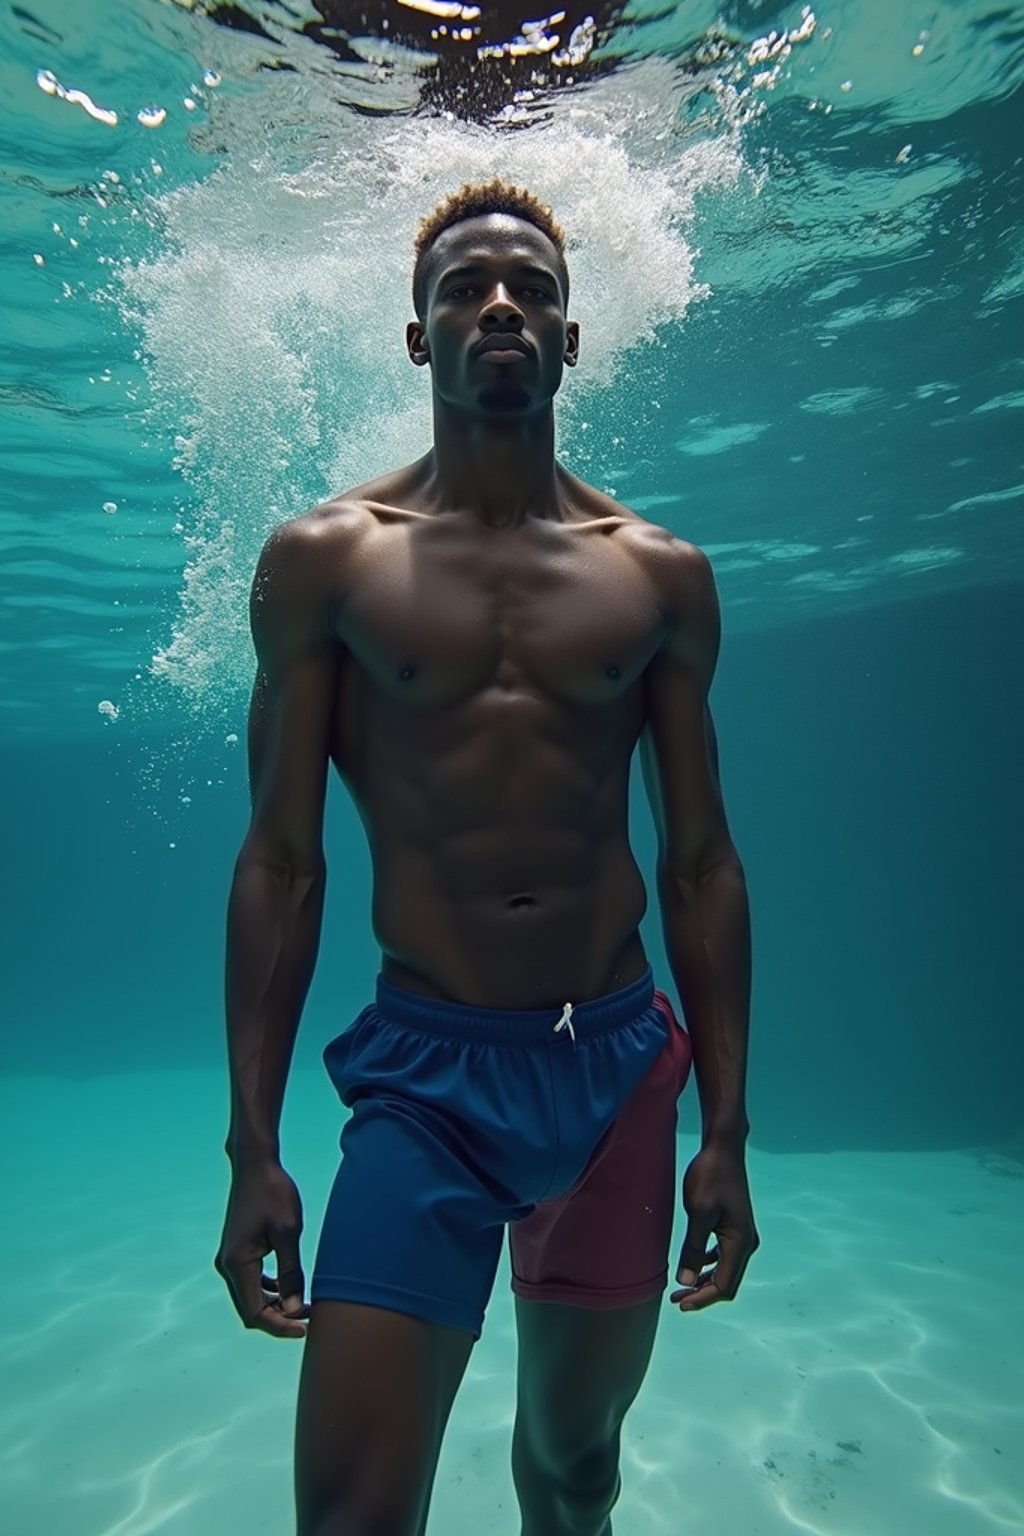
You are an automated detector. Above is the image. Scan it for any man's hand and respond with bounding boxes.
[214,1159,311,1339]
[670,1143,759,1313]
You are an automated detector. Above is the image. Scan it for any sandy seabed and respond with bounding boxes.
[2,1070,1021,1536]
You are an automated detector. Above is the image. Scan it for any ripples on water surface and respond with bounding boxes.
[1,0,1023,734]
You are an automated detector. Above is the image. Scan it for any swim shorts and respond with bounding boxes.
[311,964,693,1340]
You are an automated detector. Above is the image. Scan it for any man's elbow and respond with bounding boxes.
[235,829,326,885]
[656,839,745,904]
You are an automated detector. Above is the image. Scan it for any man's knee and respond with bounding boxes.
[543,1447,622,1536]
[561,1444,622,1506]
[515,1417,621,1502]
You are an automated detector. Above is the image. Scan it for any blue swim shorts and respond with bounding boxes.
[310,964,693,1339]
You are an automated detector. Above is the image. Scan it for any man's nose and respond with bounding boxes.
[480,285,523,324]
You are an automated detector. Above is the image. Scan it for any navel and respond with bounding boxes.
[398,664,416,681]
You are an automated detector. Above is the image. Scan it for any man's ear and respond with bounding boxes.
[407,320,430,367]
[564,319,580,368]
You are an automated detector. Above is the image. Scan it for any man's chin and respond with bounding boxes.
[478,383,532,414]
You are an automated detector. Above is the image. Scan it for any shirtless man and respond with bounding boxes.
[215,179,758,1536]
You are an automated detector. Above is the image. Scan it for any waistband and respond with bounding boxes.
[373,965,656,1045]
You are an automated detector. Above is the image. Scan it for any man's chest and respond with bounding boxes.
[336,515,668,707]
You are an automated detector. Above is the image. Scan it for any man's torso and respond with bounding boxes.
[310,460,680,1008]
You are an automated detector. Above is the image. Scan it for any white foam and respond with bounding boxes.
[119,71,749,710]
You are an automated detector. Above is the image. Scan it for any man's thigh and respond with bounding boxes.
[295,1300,475,1536]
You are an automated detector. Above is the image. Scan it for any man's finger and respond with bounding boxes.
[672,1275,724,1312]
[247,1264,308,1337]
[273,1234,306,1317]
[676,1216,716,1286]
[709,1231,755,1302]
[256,1299,310,1338]
[221,1246,272,1326]
[671,1230,758,1311]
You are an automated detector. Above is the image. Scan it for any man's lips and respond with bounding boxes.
[473,336,531,358]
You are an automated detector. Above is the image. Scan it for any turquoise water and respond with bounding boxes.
[2,0,1023,1531]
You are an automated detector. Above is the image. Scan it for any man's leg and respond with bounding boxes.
[295,1300,475,1536]
[511,1295,662,1536]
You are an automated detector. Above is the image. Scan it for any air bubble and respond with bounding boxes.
[138,105,167,129]
[33,254,44,266]
[98,699,120,722]
[103,501,118,514]
[203,69,222,88]
[37,68,118,124]
[225,732,239,744]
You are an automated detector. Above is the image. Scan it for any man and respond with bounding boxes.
[215,179,758,1536]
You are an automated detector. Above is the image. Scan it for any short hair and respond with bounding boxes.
[412,178,569,317]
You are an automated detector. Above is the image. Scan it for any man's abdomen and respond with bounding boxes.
[371,838,649,1008]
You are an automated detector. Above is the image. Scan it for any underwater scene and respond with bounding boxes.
[1,1,1023,1531]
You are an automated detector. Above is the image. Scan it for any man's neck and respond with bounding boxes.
[426,400,565,529]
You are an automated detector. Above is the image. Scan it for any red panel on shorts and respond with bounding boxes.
[509,988,693,1308]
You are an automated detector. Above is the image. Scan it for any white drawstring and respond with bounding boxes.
[554,1001,576,1043]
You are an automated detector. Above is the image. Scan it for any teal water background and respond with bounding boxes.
[2,3,1023,1532]
[3,0,1021,1147]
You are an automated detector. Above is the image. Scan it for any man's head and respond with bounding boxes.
[412,179,570,317]
[407,179,578,415]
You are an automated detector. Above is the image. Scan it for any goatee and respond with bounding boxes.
[478,382,531,413]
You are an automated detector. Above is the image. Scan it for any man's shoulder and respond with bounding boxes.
[258,497,379,584]
[580,490,717,651]
[568,474,704,557]
[251,500,377,632]
[266,456,430,561]
[585,488,712,592]
[267,496,375,553]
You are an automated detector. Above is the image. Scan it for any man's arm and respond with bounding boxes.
[640,538,758,1309]
[216,512,344,1337]
[224,517,338,1162]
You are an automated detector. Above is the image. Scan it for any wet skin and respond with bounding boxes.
[216,213,757,1351]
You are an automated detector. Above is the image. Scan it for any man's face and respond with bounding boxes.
[407,213,579,415]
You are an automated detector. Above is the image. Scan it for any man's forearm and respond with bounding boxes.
[224,850,327,1163]
[658,850,752,1145]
